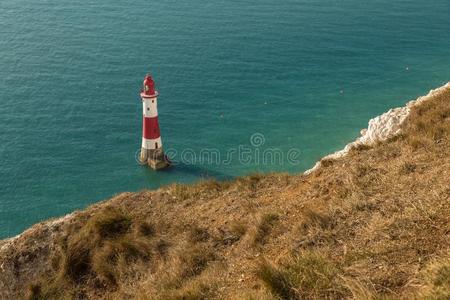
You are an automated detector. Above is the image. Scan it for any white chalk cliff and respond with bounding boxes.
[305,82,450,175]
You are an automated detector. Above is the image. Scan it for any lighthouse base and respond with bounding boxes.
[148,158,170,170]
[140,148,170,170]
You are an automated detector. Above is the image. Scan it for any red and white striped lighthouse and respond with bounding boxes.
[140,74,169,170]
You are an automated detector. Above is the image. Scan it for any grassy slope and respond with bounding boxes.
[0,86,449,300]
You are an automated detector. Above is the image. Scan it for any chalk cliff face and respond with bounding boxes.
[305,82,450,175]
[361,82,450,145]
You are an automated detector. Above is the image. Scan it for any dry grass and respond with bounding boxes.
[252,213,280,246]
[1,85,449,299]
[150,264,221,300]
[414,254,450,300]
[257,252,348,300]
[155,279,217,300]
[25,207,155,299]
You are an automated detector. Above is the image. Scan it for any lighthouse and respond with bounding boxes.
[140,74,170,170]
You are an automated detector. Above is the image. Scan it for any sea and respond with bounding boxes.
[1,0,449,238]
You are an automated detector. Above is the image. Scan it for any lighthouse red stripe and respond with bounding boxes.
[143,117,161,139]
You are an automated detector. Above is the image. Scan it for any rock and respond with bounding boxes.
[358,107,410,145]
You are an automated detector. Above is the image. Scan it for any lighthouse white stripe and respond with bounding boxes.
[142,97,159,118]
[142,137,163,150]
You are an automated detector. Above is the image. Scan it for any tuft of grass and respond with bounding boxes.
[416,256,450,299]
[63,237,92,283]
[235,173,266,194]
[433,265,450,288]
[351,143,372,152]
[188,225,210,243]
[171,179,230,201]
[252,213,279,246]
[61,208,135,284]
[229,290,277,300]
[25,284,43,300]
[404,93,450,144]
[340,278,379,300]
[399,162,416,175]
[154,239,170,257]
[148,264,223,300]
[256,260,293,300]
[156,278,218,300]
[151,245,216,296]
[407,136,428,151]
[320,158,335,168]
[27,207,153,299]
[213,220,248,246]
[300,208,333,231]
[92,208,132,239]
[178,246,215,279]
[256,252,348,300]
[230,220,248,239]
[137,221,155,237]
[91,236,152,285]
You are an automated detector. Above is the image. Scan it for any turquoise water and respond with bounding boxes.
[1,0,449,238]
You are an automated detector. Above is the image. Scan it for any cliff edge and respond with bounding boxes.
[1,83,449,300]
